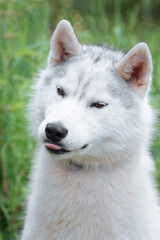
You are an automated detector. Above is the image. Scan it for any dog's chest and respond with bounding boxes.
[34,160,148,239]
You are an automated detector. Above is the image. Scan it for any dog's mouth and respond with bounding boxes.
[44,142,69,155]
[44,141,88,155]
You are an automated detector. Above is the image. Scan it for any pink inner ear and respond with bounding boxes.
[118,59,149,95]
[59,36,73,57]
[118,55,147,82]
[115,43,152,97]
[54,37,68,62]
[130,61,145,84]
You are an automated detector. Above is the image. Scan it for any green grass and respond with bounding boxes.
[0,1,160,239]
[0,1,51,238]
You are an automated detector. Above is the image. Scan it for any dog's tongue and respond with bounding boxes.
[44,142,62,150]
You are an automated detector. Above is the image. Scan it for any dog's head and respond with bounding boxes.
[29,20,153,166]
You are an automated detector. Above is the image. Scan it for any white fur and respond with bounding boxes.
[21,20,160,240]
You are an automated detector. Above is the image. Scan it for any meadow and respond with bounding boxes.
[0,0,160,239]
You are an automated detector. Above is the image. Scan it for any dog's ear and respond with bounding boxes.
[114,43,153,97]
[48,20,82,66]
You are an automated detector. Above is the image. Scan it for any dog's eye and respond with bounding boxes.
[57,87,65,97]
[90,102,108,108]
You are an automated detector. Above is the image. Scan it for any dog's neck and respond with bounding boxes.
[66,155,137,172]
[68,160,85,170]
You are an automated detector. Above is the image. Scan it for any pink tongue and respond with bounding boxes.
[44,143,62,150]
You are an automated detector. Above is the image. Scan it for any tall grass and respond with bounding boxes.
[0,0,160,239]
[0,1,51,239]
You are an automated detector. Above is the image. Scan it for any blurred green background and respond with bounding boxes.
[0,0,160,239]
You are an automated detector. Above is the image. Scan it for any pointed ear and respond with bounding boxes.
[114,43,153,97]
[48,20,82,66]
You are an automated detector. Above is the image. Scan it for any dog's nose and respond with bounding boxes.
[45,122,68,142]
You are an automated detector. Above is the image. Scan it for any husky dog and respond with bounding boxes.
[21,20,160,240]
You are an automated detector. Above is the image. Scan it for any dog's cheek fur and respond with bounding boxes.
[85,95,153,162]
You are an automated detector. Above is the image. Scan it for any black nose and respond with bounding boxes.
[45,123,68,143]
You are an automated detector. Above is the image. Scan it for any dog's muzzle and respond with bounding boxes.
[44,122,88,155]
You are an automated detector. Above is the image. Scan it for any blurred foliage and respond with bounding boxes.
[0,0,160,239]
[0,0,51,239]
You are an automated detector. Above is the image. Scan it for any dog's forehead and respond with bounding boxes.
[62,59,114,97]
[64,61,138,108]
[45,45,124,86]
